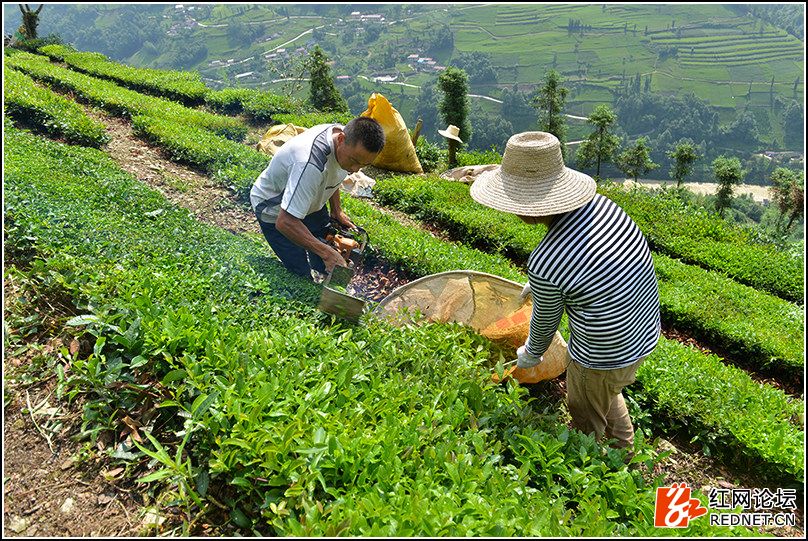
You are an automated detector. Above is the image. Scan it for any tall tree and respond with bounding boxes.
[17,4,43,40]
[575,104,620,180]
[712,156,745,218]
[305,45,349,113]
[667,139,701,188]
[769,168,805,232]
[616,137,659,182]
[438,66,471,166]
[531,69,569,158]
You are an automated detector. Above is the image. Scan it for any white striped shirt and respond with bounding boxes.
[526,194,661,369]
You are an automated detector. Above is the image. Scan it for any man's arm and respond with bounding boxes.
[276,208,346,272]
[328,190,355,230]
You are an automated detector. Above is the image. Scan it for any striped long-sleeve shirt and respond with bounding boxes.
[526,194,661,369]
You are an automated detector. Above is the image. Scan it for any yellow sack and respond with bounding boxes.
[360,93,423,174]
[255,123,307,156]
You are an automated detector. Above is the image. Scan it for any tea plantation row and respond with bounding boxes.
[38,45,317,124]
[3,67,109,148]
[38,44,209,105]
[5,50,245,141]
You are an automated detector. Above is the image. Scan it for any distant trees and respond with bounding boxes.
[499,86,535,133]
[616,137,659,181]
[712,156,745,217]
[783,100,804,148]
[614,89,720,176]
[305,46,349,113]
[412,82,440,143]
[157,34,208,69]
[667,140,701,188]
[427,24,454,54]
[575,104,620,180]
[469,102,512,154]
[531,69,568,157]
[720,109,761,147]
[450,52,497,84]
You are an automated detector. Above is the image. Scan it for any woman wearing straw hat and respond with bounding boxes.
[471,131,661,450]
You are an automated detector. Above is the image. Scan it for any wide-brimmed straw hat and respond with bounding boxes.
[470,132,596,217]
[438,124,464,143]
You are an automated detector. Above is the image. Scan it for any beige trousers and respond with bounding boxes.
[565,351,645,448]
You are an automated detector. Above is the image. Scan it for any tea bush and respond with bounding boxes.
[4,68,110,148]
[38,44,209,105]
[121,112,804,485]
[5,50,245,141]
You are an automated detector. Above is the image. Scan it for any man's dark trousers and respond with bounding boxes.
[257,206,329,280]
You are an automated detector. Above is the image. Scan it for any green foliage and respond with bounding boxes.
[637,339,804,482]
[242,91,306,122]
[10,33,63,53]
[38,44,210,105]
[414,137,444,173]
[305,46,349,113]
[456,148,503,167]
[469,102,512,153]
[449,51,497,84]
[204,87,307,121]
[667,139,701,188]
[782,100,804,148]
[8,126,756,536]
[205,88,255,115]
[769,167,805,232]
[3,68,110,148]
[575,104,620,179]
[531,70,568,153]
[614,91,720,177]
[5,50,246,141]
[616,137,659,181]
